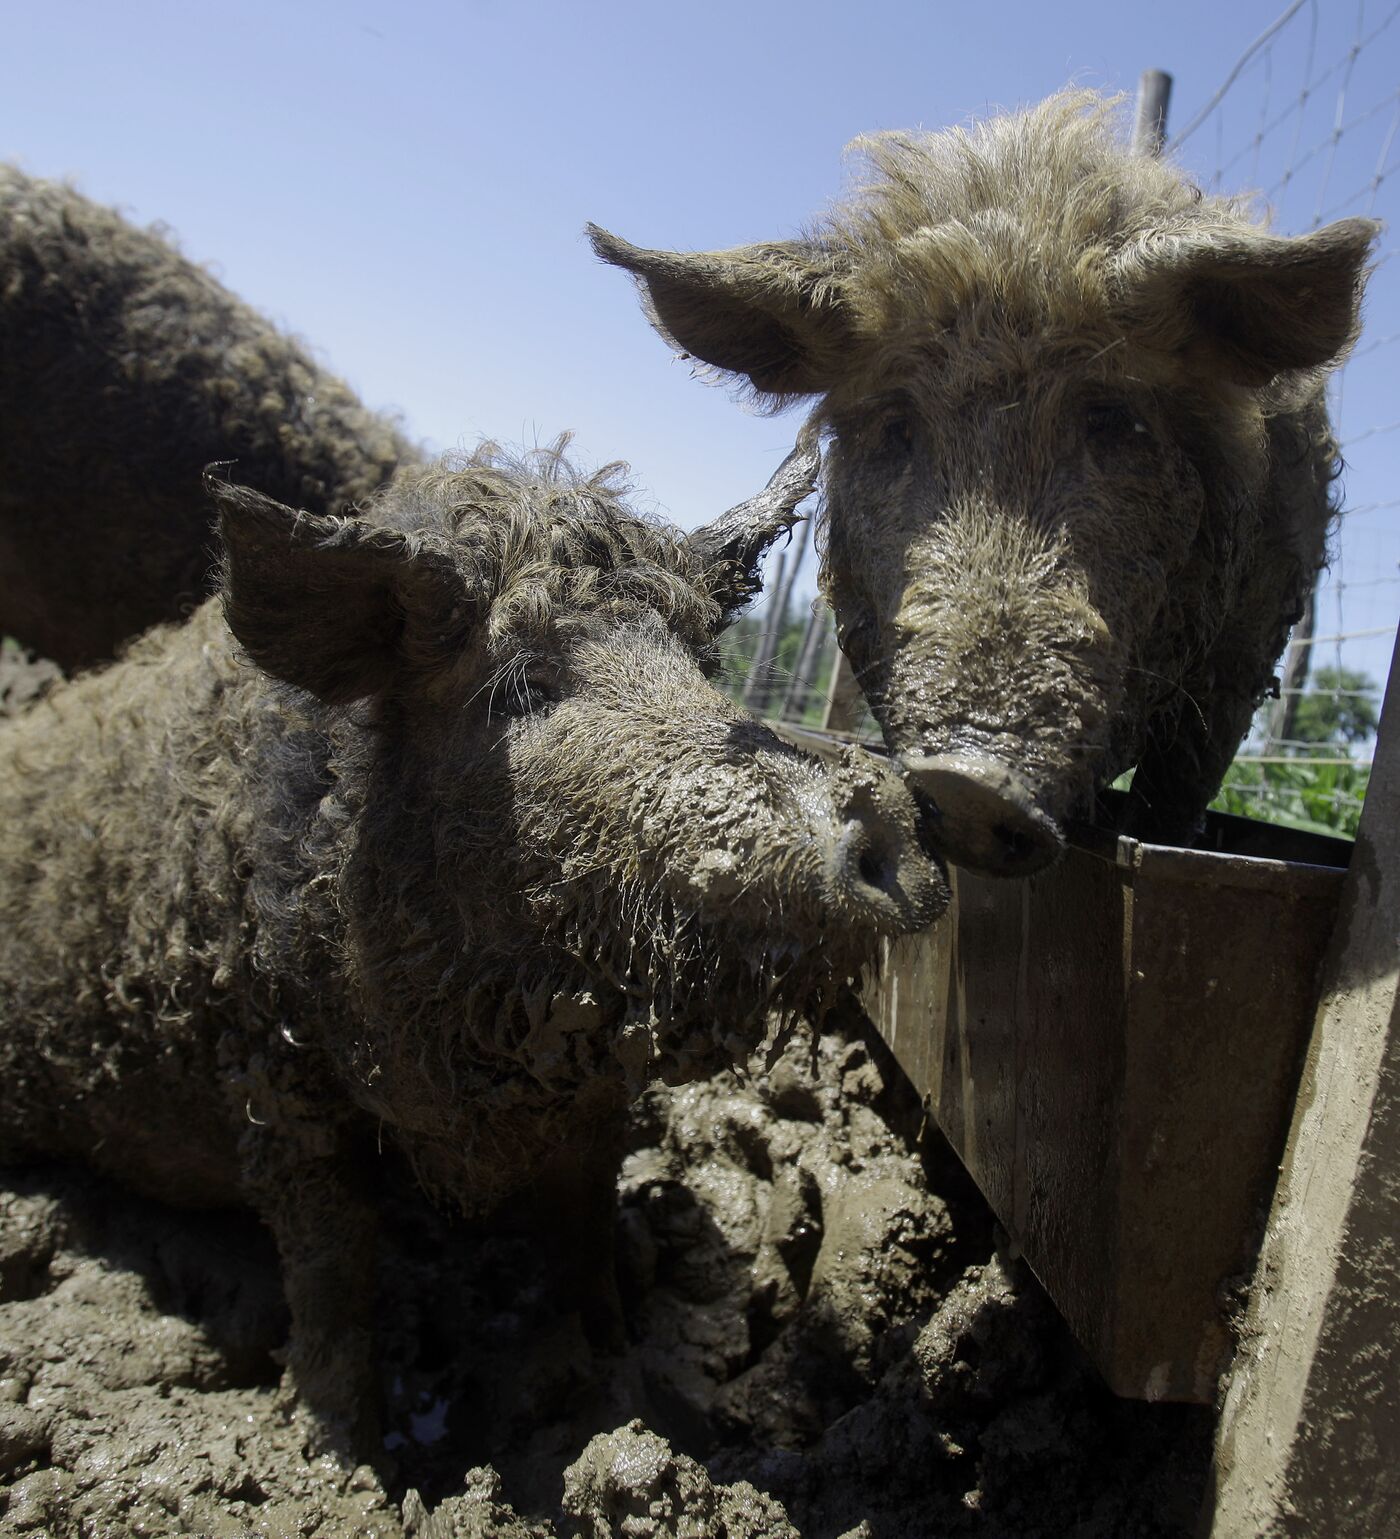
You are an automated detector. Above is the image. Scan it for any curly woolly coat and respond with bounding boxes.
[0,163,419,670]
[0,445,940,1444]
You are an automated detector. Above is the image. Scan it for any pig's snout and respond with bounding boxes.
[828,818,924,930]
[824,765,947,933]
[900,751,1064,877]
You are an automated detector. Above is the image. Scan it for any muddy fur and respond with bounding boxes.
[591,89,1378,859]
[0,163,420,670]
[0,444,944,1449]
[0,1022,1212,1537]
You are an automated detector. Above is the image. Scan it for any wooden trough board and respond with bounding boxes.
[775,725,1351,1403]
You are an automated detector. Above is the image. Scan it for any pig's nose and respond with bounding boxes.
[900,751,1063,877]
[827,813,946,933]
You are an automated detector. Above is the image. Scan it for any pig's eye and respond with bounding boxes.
[492,668,560,719]
[882,414,916,453]
[1085,400,1152,444]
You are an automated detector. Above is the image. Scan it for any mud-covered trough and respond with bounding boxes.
[862,793,1349,1403]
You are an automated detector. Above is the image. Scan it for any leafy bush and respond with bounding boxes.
[1289,667,1380,747]
[1211,756,1369,838]
[1209,667,1381,838]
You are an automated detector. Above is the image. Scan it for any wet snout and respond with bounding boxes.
[822,751,948,932]
[900,751,1064,877]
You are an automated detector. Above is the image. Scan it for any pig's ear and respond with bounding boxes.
[210,475,468,705]
[689,439,820,627]
[588,225,853,400]
[1113,217,1379,385]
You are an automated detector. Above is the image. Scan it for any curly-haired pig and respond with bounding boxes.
[0,441,945,1449]
[0,162,418,670]
[591,89,1378,869]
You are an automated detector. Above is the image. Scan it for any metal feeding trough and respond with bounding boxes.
[860,794,1351,1404]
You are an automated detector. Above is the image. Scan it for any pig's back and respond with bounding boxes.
[0,603,283,1207]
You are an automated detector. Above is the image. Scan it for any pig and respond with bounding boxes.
[0,440,945,1450]
[0,162,418,671]
[590,89,1378,871]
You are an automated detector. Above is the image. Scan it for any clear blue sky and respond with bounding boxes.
[4,0,1397,691]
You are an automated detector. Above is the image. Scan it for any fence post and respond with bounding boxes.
[1132,69,1173,157]
[742,518,810,715]
[1264,587,1315,751]
[821,637,866,733]
[1205,627,1400,1537]
[741,549,787,712]
[772,515,809,647]
[778,601,825,722]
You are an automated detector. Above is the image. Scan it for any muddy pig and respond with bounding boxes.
[0,162,419,671]
[590,89,1377,870]
[0,440,945,1451]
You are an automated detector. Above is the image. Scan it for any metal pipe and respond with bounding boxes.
[1132,69,1174,158]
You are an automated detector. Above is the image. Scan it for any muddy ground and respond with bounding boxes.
[0,1009,1214,1539]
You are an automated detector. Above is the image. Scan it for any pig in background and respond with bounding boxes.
[592,89,1378,873]
[0,442,945,1452]
[0,162,419,672]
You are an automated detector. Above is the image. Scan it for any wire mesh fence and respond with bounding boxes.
[727,5,1398,837]
[1175,0,1400,837]
[1172,0,1399,834]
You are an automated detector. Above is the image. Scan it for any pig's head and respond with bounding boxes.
[212,444,944,1198]
[590,91,1377,874]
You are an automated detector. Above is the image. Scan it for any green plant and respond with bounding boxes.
[1211,667,1381,836]
[1289,667,1381,747]
[1211,756,1369,838]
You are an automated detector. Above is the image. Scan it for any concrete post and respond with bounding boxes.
[1207,631,1400,1538]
